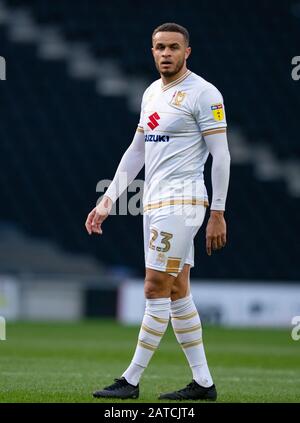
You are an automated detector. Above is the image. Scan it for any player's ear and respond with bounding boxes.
[185,46,191,60]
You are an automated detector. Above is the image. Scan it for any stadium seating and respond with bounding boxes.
[0,0,299,280]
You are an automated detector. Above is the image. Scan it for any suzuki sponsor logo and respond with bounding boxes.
[145,134,170,142]
[147,112,160,130]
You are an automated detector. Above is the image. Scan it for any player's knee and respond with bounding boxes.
[144,278,163,298]
[144,271,171,299]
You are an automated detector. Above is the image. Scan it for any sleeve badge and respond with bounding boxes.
[211,103,224,121]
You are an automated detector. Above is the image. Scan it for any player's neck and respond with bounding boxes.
[161,66,189,86]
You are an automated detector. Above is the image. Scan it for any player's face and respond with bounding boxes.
[152,32,191,78]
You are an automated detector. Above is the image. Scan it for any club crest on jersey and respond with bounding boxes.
[211,104,224,121]
[172,90,186,106]
[147,112,160,130]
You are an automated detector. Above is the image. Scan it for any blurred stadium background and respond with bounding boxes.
[0,0,300,402]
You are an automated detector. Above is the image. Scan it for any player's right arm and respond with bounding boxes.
[86,86,149,235]
[85,127,145,235]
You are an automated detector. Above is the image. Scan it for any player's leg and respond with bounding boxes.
[159,207,217,400]
[170,263,191,300]
[93,210,175,399]
[93,267,173,399]
[121,268,174,386]
[120,206,195,393]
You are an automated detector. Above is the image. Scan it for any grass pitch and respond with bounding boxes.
[0,320,299,403]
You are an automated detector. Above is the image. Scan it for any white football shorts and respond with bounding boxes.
[143,202,206,277]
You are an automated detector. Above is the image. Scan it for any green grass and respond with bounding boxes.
[0,320,299,403]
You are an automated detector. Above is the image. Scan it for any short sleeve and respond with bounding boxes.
[194,86,227,136]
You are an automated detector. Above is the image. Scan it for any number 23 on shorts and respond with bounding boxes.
[149,229,173,252]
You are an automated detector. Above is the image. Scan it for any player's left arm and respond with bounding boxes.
[194,86,231,255]
[204,131,230,256]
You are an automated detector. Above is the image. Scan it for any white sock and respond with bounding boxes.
[122,297,170,386]
[171,294,213,388]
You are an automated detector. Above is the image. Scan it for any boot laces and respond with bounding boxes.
[105,378,127,391]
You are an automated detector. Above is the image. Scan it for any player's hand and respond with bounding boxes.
[206,210,227,256]
[85,196,113,235]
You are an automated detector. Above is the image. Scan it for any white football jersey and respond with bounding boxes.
[138,70,227,212]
